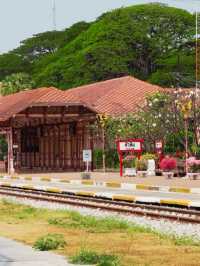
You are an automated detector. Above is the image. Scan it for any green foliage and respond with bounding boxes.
[93,148,119,169]
[33,233,66,251]
[0,73,35,95]
[0,4,195,92]
[105,149,119,169]
[70,249,120,266]
[93,148,103,169]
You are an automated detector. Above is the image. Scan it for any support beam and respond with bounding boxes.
[7,128,15,175]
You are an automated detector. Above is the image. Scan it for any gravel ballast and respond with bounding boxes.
[1,195,200,242]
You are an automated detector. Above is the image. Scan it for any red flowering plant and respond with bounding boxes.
[186,157,200,173]
[159,156,177,172]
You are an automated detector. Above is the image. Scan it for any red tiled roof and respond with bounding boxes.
[0,76,162,121]
[0,87,78,121]
[64,76,162,115]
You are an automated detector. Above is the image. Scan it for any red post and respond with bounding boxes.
[120,153,123,177]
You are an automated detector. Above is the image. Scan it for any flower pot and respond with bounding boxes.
[162,171,174,179]
[124,168,136,176]
[147,159,155,176]
[137,170,148,177]
[187,173,199,180]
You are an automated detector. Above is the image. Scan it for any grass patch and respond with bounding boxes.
[49,211,130,233]
[33,233,66,251]
[171,235,200,247]
[71,249,120,266]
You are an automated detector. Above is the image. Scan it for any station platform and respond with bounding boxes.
[2,171,200,189]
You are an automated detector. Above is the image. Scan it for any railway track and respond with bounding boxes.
[0,185,200,224]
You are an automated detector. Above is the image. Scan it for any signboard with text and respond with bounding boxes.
[117,139,143,152]
[83,149,92,162]
[116,139,144,177]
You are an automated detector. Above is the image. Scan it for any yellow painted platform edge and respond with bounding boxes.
[112,194,135,202]
[59,179,70,183]
[22,185,34,190]
[136,184,159,191]
[46,187,62,193]
[160,199,191,206]
[105,182,121,188]
[24,177,33,181]
[40,177,51,182]
[76,191,95,197]
[169,187,191,193]
[81,180,94,185]
[1,182,11,187]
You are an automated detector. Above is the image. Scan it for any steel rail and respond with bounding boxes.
[0,186,200,224]
[0,185,200,215]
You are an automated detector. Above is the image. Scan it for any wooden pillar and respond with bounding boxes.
[7,128,15,175]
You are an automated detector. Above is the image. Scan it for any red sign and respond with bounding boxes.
[155,140,163,150]
[155,140,164,162]
[117,139,143,152]
[116,139,144,177]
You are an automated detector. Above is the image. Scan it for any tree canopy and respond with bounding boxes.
[0,3,196,94]
[0,73,35,96]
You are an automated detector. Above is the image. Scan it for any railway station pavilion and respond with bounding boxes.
[0,76,161,174]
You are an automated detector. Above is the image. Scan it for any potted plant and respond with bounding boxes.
[123,155,136,176]
[142,153,157,176]
[136,158,148,177]
[160,156,177,179]
[186,157,200,180]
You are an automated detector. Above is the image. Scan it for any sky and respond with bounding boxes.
[0,0,200,54]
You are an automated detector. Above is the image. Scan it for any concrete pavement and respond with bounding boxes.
[1,172,200,188]
[0,237,83,266]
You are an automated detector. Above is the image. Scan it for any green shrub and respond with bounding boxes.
[33,233,66,251]
[136,158,148,171]
[71,249,99,264]
[105,149,119,169]
[93,148,119,169]
[70,249,120,266]
[93,148,103,169]
[98,254,120,266]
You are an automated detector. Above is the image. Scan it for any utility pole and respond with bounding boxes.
[196,11,200,91]
[52,0,57,31]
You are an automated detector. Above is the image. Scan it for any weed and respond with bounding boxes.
[33,233,66,251]
[70,249,120,266]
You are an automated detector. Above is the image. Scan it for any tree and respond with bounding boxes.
[0,4,196,89]
[35,3,195,89]
[0,22,90,81]
[102,91,195,155]
[0,73,35,96]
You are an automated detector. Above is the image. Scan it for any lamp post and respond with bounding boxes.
[97,114,108,174]
[178,100,192,174]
